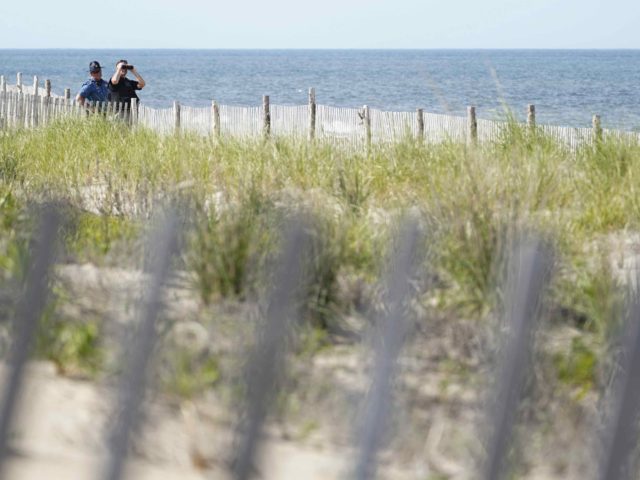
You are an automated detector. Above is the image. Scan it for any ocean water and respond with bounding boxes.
[1,49,639,130]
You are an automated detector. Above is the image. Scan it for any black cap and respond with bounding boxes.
[89,61,102,73]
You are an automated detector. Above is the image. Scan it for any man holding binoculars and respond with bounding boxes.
[109,59,146,107]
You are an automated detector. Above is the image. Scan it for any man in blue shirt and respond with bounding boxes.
[76,61,110,105]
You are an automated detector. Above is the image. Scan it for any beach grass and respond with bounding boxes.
[1,116,640,390]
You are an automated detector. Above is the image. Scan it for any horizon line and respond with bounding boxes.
[2,47,640,51]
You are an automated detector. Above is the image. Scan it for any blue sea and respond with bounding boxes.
[1,49,639,130]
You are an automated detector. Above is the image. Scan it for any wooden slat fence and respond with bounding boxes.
[271,104,308,138]
[316,104,366,148]
[370,109,418,144]
[137,105,174,135]
[218,104,262,138]
[422,110,468,144]
[1,205,640,478]
[2,74,640,151]
[180,105,212,137]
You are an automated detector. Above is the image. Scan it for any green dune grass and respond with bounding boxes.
[1,116,639,389]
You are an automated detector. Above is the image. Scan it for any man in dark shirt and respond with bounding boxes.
[108,59,146,107]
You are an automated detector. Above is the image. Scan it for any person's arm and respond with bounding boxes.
[111,62,125,85]
[131,67,146,89]
[76,82,91,105]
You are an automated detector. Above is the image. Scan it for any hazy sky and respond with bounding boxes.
[1,0,638,49]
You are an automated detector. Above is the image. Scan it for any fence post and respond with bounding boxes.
[527,104,536,130]
[32,76,39,127]
[467,106,477,145]
[263,95,270,139]
[16,73,22,93]
[6,92,13,130]
[53,97,60,120]
[130,98,138,127]
[0,208,60,473]
[480,238,551,480]
[27,94,33,127]
[363,105,371,150]
[40,95,47,127]
[308,88,316,141]
[593,114,603,145]
[597,287,640,480]
[64,88,71,105]
[354,222,422,480]
[17,91,24,128]
[211,100,220,138]
[42,79,51,126]
[230,220,309,480]
[101,211,179,480]
[22,94,30,128]
[417,108,424,142]
[0,76,5,130]
[173,100,181,134]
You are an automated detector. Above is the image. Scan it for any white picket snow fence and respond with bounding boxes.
[2,75,640,151]
[218,104,262,138]
[271,104,308,138]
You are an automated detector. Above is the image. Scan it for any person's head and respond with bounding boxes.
[116,59,129,77]
[89,61,102,80]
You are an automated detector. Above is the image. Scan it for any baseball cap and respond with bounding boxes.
[89,61,102,73]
